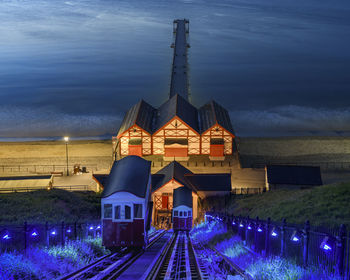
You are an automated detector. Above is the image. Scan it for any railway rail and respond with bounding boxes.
[146,231,207,280]
[60,230,165,280]
[191,237,252,280]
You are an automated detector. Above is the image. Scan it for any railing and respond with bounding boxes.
[0,185,94,193]
[150,159,234,168]
[231,187,266,195]
[206,212,349,279]
[0,164,99,174]
[0,221,101,253]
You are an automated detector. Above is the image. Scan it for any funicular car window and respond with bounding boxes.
[134,204,143,218]
[104,204,112,218]
[115,205,121,219]
[174,211,178,217]
[188,211,191,217]
[125,205,131,220]
[179,211,183,217]
[184,211,187,217]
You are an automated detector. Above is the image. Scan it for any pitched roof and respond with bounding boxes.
[173,186,193,208]
[199,100,234,135]
[101,156,151,198]
[151,161,193,192]
[154,94,199,133]
[266,165,322,186]
[117,100,156,137]
[184,174,232,192]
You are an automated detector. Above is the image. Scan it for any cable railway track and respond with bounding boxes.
[191,238,253,280]
[146,231,207,280]
[60,230,165,280]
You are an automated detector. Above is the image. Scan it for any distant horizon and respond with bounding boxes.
[2,133,350,143]
[1,0,350,138]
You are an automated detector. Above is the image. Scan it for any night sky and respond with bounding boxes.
[1,0,350,138]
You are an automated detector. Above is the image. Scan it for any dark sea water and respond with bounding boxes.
[1,0,350,139]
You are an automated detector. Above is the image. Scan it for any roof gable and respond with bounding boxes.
[151,161,193,192]
[154,94,199,133]
[199,100,234,135]
[267,165,323,186]
[117,100,156,137]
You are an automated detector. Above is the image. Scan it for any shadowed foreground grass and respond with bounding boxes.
[0,189,101,225]
[0,237,109,280]
[203,182,350,227]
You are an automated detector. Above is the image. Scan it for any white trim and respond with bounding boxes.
[113,203,133,222]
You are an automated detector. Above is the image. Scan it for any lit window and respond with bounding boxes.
[125,205,131,220]
[179,211,183,217]
[174,211,178,217]
[114,205,121,219]
[134,204,143,218]
[188,211,191,217]
[104,204,112,218]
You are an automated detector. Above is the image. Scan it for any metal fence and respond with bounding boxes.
[150,160,234,168]
[0,221,101,253]
[206,212,349,279]
[0,185,95,193]
[0,164,99,174]
[231,187,266,195]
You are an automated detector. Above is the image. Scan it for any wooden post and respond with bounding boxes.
[281,218,286,257]
[264,217,271,257]
[303,220,310,268]
[336,224,347,276]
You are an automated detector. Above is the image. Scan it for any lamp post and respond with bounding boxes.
[64,136,69,176]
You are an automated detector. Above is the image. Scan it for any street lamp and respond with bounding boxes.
[64,136,69,176]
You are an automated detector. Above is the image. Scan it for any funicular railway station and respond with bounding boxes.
[86,19,240,279]
[99,18,237,230]
[63,18,328,280]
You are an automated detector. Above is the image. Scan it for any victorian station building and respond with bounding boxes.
[98,19,234,228]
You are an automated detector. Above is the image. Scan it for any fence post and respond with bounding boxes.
[45,221,49,247]
[303,220,310,268]
[74,222,77,239]
[264,217,271,257]
[86,224,89,239]
[245,216,250,246]
[24,221,27,254]
[61,221,65,246]
[280,218,286,257]
[336,224,347,276]
[254,217,259,252]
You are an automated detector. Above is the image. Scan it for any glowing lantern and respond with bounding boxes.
[2,234,10,240]
[291,230,301,242]
[271,227,278,237]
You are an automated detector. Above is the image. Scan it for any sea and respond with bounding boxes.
[1,0,350,140]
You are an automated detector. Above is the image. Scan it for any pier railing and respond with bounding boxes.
[206,212,349,279]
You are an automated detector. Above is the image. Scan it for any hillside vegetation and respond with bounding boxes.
[0,189,101,225]
[203,182,350,228]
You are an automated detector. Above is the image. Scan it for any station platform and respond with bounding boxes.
[118,231,173,279]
